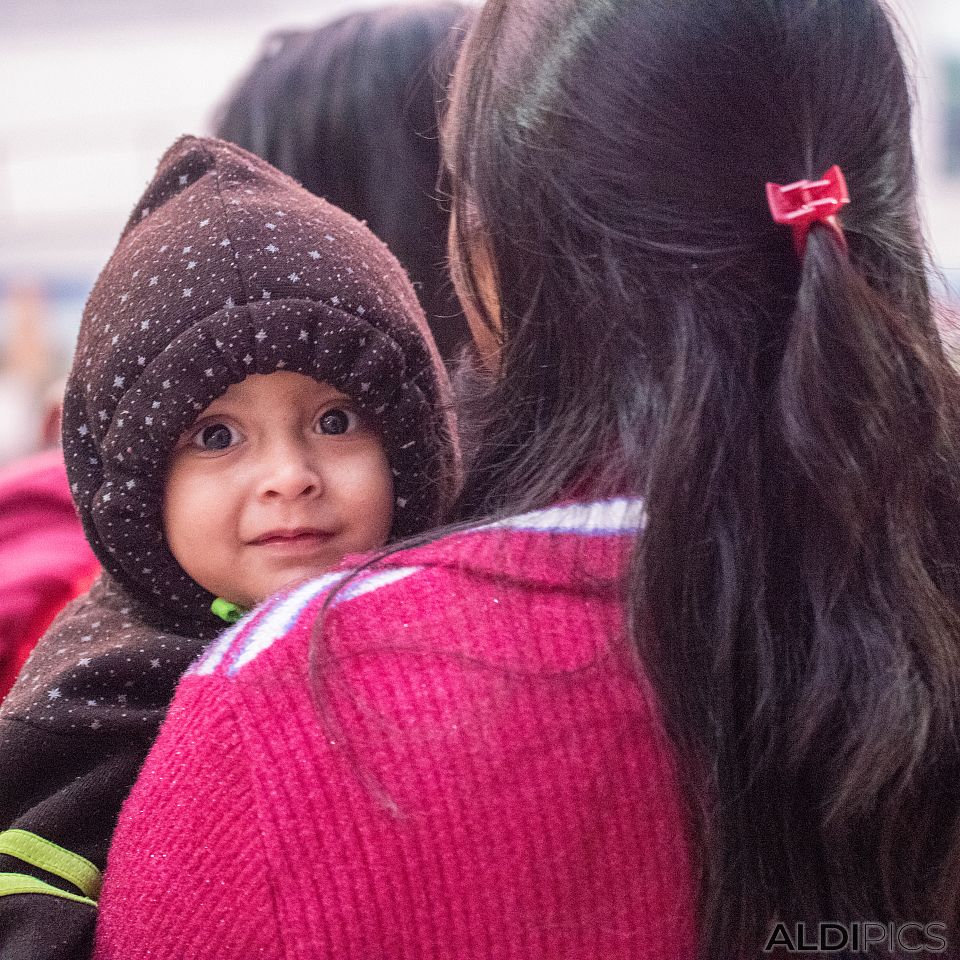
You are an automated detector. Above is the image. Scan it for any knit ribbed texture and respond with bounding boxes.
[95,501,696,959]
[103,691,281,957]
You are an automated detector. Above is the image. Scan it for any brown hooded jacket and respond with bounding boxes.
[0,136,457,958]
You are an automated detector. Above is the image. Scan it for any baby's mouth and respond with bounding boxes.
[248,527,335,546]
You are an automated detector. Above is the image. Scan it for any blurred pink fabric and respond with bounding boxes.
[0,449,98,701]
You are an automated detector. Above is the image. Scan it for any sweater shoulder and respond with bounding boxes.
[190,498,645,684]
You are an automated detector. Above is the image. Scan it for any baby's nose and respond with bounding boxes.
[258,443,324,500]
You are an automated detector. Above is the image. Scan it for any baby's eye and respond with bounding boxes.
[316,407,360,436]
[192,422,241,451]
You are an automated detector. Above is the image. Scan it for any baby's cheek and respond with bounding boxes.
[163,459,246,593]
[336,445,394,541]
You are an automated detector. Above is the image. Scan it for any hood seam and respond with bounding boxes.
[204,139,253,310]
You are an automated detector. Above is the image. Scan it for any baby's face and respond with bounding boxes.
[163,372,393,609]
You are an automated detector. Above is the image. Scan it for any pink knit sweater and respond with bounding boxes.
[93,499,696,959]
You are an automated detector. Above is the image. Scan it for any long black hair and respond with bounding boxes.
[214,2,474,365]
[443,0,960,955]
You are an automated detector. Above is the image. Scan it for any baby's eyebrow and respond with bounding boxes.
[189,407,235,421]
[194,394,354,421]
[306,390,354,407]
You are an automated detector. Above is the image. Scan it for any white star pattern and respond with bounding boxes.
[47,688,61,700]
[182,288,193,298]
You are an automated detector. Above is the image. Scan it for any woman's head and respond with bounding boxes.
[445,1,960,955]
[215,2,475,366]
[445,0,928,502]
[447,0,923,302]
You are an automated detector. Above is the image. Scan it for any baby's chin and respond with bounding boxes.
[237,561,342,609]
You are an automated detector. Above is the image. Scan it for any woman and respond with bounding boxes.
[94,0,960,957]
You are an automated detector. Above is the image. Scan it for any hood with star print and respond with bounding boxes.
[62,135,459,636]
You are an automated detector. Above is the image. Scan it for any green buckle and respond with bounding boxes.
[211,597,247,624]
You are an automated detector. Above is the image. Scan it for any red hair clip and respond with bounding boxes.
[766,165,850,257]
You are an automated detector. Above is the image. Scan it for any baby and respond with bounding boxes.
[0,136,458,959]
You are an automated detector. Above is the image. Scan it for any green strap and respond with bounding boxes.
[0,829,102,900]
[0,872,97,907]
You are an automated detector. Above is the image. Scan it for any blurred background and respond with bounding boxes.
[0,0,957,464]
